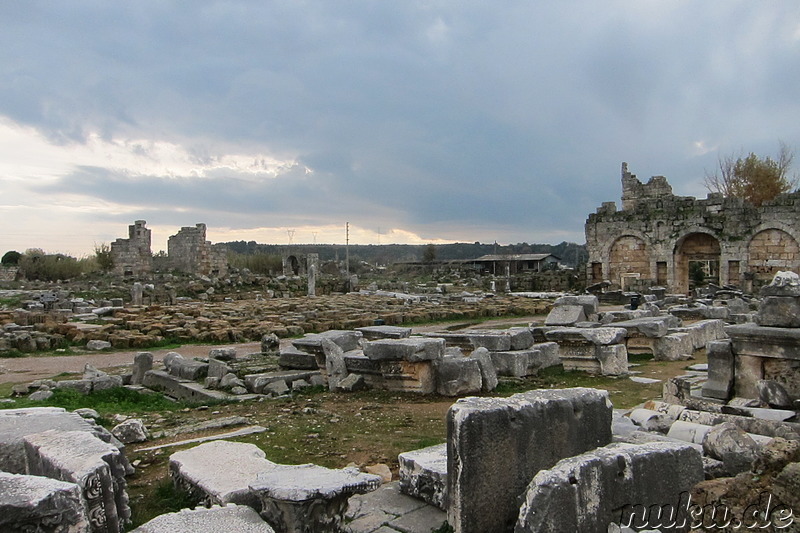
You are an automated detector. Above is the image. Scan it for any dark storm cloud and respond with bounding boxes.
[2,1,799,245]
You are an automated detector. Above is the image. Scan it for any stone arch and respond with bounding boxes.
[747,228,800,287]
[608,235,649,290]
[673,232,721,293]
[286,255,300,276]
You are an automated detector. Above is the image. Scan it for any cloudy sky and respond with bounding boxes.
[1,2,799,256]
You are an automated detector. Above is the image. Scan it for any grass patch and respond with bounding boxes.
[128,478,199,528]
[1,386,185,415]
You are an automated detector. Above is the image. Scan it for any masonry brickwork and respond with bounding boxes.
[167,223,228,277]
[110,220,152,277]
[586,163,800,294]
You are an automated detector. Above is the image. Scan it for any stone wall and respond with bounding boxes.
[167,223,228,277]
[110,220,152,277]
[586,163,800,294]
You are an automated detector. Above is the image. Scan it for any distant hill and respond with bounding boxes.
[222,241,588,268]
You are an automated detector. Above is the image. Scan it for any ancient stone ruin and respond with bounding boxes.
[110,220,152,278]
[167,223,229,277]
[586,162,800,293]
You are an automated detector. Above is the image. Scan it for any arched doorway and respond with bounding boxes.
[748,229,800,289]
[608,236,649,290]
[287,255,300,275]
[674,233,720,293]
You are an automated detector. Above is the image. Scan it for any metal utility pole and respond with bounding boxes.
[345,222,350,290]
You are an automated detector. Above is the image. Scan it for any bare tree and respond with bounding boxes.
[704,141,797,206]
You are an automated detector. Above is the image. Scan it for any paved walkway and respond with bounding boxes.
[346,482,446,533]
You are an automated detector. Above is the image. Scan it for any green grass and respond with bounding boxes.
[1,386,185,415]
[129,479,199,528]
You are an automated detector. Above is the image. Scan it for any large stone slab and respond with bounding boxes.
[0,407,119,475]
[0,471,88,533]
[398,443,447,510]
[132,504,275,533]
[363,337,445,362]
[515,442,703,533]
[291,330,363,356]
[701,340,734,400]
[355,325,412,340]
[435,357,482,396]
[170,441,277,511]
[544,305,586,326]
[250,464,381,533]
[544,327,627,346]
[447,388,612,533]
[23,429,130,533]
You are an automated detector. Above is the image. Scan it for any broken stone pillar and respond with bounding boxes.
[435,356,482,396]
[0,471,89,533]
[131,352,153,385]
[447,388,612,533]
[307,253,318,297]
[515,442,703,533]
[131,282,143,306]
[701,340,734,400]
[544,327,628,375]
[23,429,131,533]
[249,464,381,533]
[398,443,447,510]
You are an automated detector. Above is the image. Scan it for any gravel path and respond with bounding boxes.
[0,316,537,385]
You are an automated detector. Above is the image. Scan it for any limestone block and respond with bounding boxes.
[652,333,692,361]
[169,358,208,381]
[0,471,88,533]
[529,342,560,371]
[208,347,237,361]
[735,355,764,399]
[377,360,436,394]
[467,331,511,352]
[553,294,599,317]
[666,420,712,445]
[469,347,498,392]
[508,327,535,350]
[355,325,412,340]
[545,327,627,346]
[0,407,118,475]
[515,442,703,533]
[169,441,277,511]
[757,379,793,409]
[611,317,671,338]
[23,429,131,533]
[132,504,275,533]
[131,352,153,385]
[447,388,612,533]
[544,305,586,326]
[291,330,363,356]
[111,419,148,444]
[363,337,445,362]
[628,409,672,433]
[398,443,447,510]
[207,359,231,380]
[338,373,367,392]
[322,338,348,391]
[686,319,726,351]
[278,347,317,370]
[758,296,800,327]
[596,344,628,375]
[435,357,482,396]
[250,464,381,533]
[244,371,320,395]
[701,340,734,400]
[490,351,529,377]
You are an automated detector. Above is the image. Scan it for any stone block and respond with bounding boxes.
[490,351,529,377]
[278,347,317,370]
[544,305,586,326]
[207,359,231,380]
[435,357,482,396]
[249,464,381,533]
[544,327,627,346]
[508,327,535,350]
[378,360,436,394]
[132,504,275,533]
[363,337,445,362]
[208,347,237,361]
[291,330,363,356]
[23,429,131,533]
[702,340,734,400]
[355,325,412,340]
[398,443,447,510]
[553,294,599,317]
[243,371,320,394]
[467,331,511,352]
[515,442,703,533]
[169,441,277,511]
[469,347,498,392]
[446,388,612,533]
[0,471,88,533]
[322,339,348,391]
[530,341,560,371]
[652,332,692,361]
[758,296,800,327]
[735,355,764,399]
[611,316,671,338]
[131,352,153,385]
[596,344,628,375]
[169,358,208,381]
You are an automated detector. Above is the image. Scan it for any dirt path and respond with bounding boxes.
[0,316,541,385]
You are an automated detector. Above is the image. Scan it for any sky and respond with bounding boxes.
[1,1,799,257]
